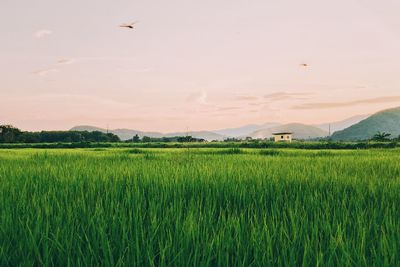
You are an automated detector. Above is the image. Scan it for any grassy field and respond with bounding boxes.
[0,148,399,266]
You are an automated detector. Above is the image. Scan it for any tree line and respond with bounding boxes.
[0,125,205,144]
[0,125,120,143]
[130,134,206,143]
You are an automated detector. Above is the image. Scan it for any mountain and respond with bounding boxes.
[70,126,225,141]
[248,123,329,140]
[70,126,164,140]
[331,107,400,141]
[213,122,281,137]
[315,114,369,133]
[213,115,365,138]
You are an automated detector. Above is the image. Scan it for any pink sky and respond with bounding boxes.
[1,0,400,132]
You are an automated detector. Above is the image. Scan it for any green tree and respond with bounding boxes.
[132,134,140,143]
[0,125,21,143]
[371,131,391,142]
[142,136,152,142]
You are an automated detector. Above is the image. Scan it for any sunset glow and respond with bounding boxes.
[1,0,400,131]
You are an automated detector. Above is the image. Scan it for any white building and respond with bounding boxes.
[272,132,293,142]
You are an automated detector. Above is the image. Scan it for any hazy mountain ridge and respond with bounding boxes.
[71,111,388,141]
[314,114,369,133]
[248,123,328,140]
[70,126,226,141]
[214,123,281,137]
[213,116,366,138]
[70,126,164,140]
[331,107,400,141]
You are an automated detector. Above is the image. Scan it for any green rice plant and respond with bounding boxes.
[143,152,156,160]
[259,149,281,156]
[126,148,145,154]
[216,148,243,154]
[0,148,399,266]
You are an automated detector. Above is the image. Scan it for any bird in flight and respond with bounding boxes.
[300,63,309,67]
[119,21,138,29]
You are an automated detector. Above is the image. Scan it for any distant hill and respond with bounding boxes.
[213,122,281,137]
[213,115,364,138]
[70,126,225,141]
[315,114,369,133]
[70,126,164,140]
[248,123,328,140]
[331,107,400,141]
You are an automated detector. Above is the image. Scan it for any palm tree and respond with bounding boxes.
[372,131,391,142]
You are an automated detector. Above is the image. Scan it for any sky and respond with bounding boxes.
[1,0,400,132]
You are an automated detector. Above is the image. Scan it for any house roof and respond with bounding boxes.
[272,132,293,135]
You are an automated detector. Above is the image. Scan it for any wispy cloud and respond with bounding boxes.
[217,106,241,111]
[235,95,259,101]
[292,96,400,110]
[59,57,136,64]
[33,57,137,77]
[57,59,75,65]
[34,29,52,39]
[33,68,58,77]
[249,102,263,106]
[264,92,313,101]
[9,94,137,109]
[187,91,207,105]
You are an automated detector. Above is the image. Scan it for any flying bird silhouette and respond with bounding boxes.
[300,63,309,67]
[119,22,138,29]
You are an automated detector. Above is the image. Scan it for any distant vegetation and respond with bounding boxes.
[0,125,205,145]
[371,131,392,142]
[133,134,206,143]
[0,125,120,143]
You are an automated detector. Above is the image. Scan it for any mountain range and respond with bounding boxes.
[71,107,400,141]
[248,123,328,140]
[314,114,369,133]
[331,107,400,140]
[70,126,226,141]
[213,123,281,137]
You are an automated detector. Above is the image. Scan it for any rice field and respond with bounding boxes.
[0,148,399,266]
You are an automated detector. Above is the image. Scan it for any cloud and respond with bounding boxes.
[10,94,137,109]
[264,92,313,101]
[292,96,400,110]
[57,59,75,65]
[187,91,207,104]
[33,68,58,77]
[33,56,138,77]
[61,57,136,64]
[249,102,263,106]
[34,29,52,39]
[235,95,259,101]
[48,56,136,69]
[217,107,241,111]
